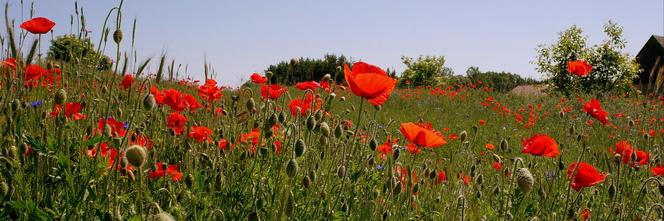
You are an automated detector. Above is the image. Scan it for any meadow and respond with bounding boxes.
[1,2,664,221]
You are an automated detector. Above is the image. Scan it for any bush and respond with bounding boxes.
[47,34,111,71]
[399,55,449,86]
[534,21,640,95]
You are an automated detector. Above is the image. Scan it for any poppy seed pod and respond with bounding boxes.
[143,94,157,111]
[369,138,378,151]
[460,131,468,142]
[11,99,21,112]
[55,89,67,105]
[628,119,635,127]
[286,159,298,178]
[569,125,576,136]
[302,176,311,189]
[516,167,534,194]
[124,145,147,168]
[113,29,123,44]
[334,125,343,138]
[278,111,287,123]
[309,170,317,183]
[267,113,278,128]
[608,183,616,198]
[393,181,402,195]
[285,191,295,217]
[294,139,306,157]
[500,138,509,151]
[319,122,330,137]
[246,98,255,112]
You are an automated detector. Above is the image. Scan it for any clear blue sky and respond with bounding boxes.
[5,0,664,86]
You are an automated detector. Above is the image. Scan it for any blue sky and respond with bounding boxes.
[5,0,664,86]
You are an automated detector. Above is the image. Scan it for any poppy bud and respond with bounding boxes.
[382,211,389,221]
[516,168,534,194]
[337,165,346,178]
[286,159,298,178]
[267,113,278,128]
[306,116,316,131]
[143,94,156,111]
[558,158,565,171]
[367,156,375,167]
[294,139,306,157]
[55,89,67,105]
[124,145,147,168]
[460,131,468,142]
[500,139,509,151]
[559,111,565,118]
[608,183,616,199]
[369,138,378,151]
[630,151,638,163]
[412,182,420,194]
[334,125,343,138]
[569,125,576,136]
[309,170,317,183]
[319,122,331,137]
[492,153,502,163]
[285,191,295,217]
[393,181,402,195]
[318,136,328,146]
[154,212,175,221]
[492,186,500,195]
[658,182,664,197]
[340,96,346,102]
[393,147,401,160]
[628,120,635,127]
[246,98,255,112]
[613,154,622,164]
[472,125,478,134]
[322,74,332,82]
[180,173,193,189]
[476,174,484,185]
[329,92,336,99]
[643,133,650,141]
[0,181,8,197]
[277,111,287,124]
[302,176,311,189]
[113,29,123,44]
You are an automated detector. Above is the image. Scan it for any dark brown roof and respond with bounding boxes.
[636,35,664,82]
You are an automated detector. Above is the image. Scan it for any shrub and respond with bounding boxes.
[399,55,449,86]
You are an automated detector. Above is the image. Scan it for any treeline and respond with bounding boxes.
[463,66,540,92]
[265,54,396,85]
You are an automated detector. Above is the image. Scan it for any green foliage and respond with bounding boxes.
[400,55,448,86]
[47,34,111,71]
[466,66,539,92]
[534,21,640,95]
[265,54,362,85]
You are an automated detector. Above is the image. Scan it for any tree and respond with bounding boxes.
[400,55,448,86]
[48,35,112,71]
[534,21,639,95]
[264,54,348,85]
[465,66,539,92]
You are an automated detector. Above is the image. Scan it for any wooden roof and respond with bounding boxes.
[636,35,664,81]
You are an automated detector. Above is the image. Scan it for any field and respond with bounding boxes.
[2,3,664,221]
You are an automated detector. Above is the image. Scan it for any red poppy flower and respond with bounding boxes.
[458,173,471,186]
[288,94,322,116]
[399,122,446,148]
[567,60,592,77]
[189,126,213,143]
[150,86,166,105]
[492,161,503,171]
[567,162,606,191]
[183,94,202,112]
[376,141,394,159]
[343,62,397,106]
[632,150,649,167]
[580,208,590,221]
[521,134,559,158]
[198,79,222,102]
[1,58,16,69]
[218,139,229,151]
[130,133,154,149]
[479,119,486,126]
[162,88,187,111]
[651,165,664,177]
[240,128,261,143]
[608,140,633,164]
[485,143,495,150]
[149,162,183,182]
[295,81,321,91]
[250,73,268,84]
[582,99,609,125]
[166,112,187,135]
[120,74,134,90]
[20,17,56,34]
[406,143,421,154]
[261,84,287,100]
[51,102,86,120]
[24,64,46,88]
[436,171,447,184]
[97,117,126,137]
[274,140,282,155]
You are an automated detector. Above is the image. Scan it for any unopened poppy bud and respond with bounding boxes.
[608,183,616,198]
[500,138,509,151]
[309,170,317,183]
[369,138,378,151]
[306,116,316,131]
[374,105,381,111]
[476,174,484,185]
[643,133,650,141]
[267,113,278,128]
[0,181,8,197]
[558,158,565,171]
[492,153,502,163]
[393,181,402,195]
[286,159,298,178]
[329,93,336,99]
[628,120,635,127]
[246,98,255,112]
[367,156,375,167]
[569,125,576,136]
[294,139,306,157]
[318,136,328,146]
[278,111,287,123]
[337,165,346,178]
[302,176,311,189]
[472,125,478,134]
[559,111,565,118]
[143,94,156,111]
[516,168,534,194]
[658,182,664,197]
[285,191,294,217]
[393,147,401,160]
[113,29,123,44]
[613,154,622,164]
[185,174,195,188]
[55,89,67,105]
[460,131,468,142]
[11,99,22,112]
[319,122,330,137]
[340,96,346,101]
[124,145,147,168]
[334,125,343,138]
[322,74,332,82]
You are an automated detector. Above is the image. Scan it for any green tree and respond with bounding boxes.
[48,34,112,71]
[534,21,639,95]
[465,66,539,92]
[400,55,448,86]
[264,54,348,85]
